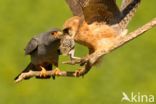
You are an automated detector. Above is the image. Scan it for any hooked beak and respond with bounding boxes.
[51,31,63,38]
[57,31,63,35]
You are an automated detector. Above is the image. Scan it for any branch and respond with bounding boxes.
[15,18,156,83]
[15,70,78,83]
[89,18,156,65]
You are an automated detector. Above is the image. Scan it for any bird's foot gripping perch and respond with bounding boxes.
[53,68,61,76]
[73,61,92,77]
[40,66,48,77]
[39,67,62,78]
[73,68,85,77]
[62,56,90,66]
[36,66,51,79]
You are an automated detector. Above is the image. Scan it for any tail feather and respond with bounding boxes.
[120,0,132,11]
[14,63,35,80]
[119,0,141,30]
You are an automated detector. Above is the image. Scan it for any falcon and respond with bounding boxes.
[15,28,62,80]
[58,0,141,75]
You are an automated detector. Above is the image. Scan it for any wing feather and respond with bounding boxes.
[81,0,121,24]
[66,0,121,24]
[25,38,38,55]
[65,0,83,16]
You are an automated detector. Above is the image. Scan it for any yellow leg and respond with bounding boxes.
[40,66,47,77]
[53,67,61,76]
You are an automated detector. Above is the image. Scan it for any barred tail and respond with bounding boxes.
[119,0,141,30]
[120,0,133,11]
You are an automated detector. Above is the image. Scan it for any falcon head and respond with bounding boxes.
[50,28,62,38]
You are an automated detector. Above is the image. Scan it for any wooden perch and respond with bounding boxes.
[15,18,156,83]
[15,70,77,83]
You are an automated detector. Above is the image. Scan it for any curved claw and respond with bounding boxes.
[62,57,89,66]
[73,68,83,77]
[40,66,48,77]
[80,57,89,66]
[53,68,61,76]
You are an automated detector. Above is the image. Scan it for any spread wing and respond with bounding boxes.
[25,38,38,55]
[66,0,83,16]
[66,0,121,24]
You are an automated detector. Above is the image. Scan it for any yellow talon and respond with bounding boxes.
[53,68,61,76]
[40,66,47,77]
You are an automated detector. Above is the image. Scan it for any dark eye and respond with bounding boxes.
[51,31,56,35]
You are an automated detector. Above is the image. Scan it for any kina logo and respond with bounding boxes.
[121,92,155,103]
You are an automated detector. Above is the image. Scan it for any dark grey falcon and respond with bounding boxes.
[15,28,62,80]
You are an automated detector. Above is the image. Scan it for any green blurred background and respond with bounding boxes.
[0,0,156,104]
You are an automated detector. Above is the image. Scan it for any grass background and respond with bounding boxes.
[0,0,156,104]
